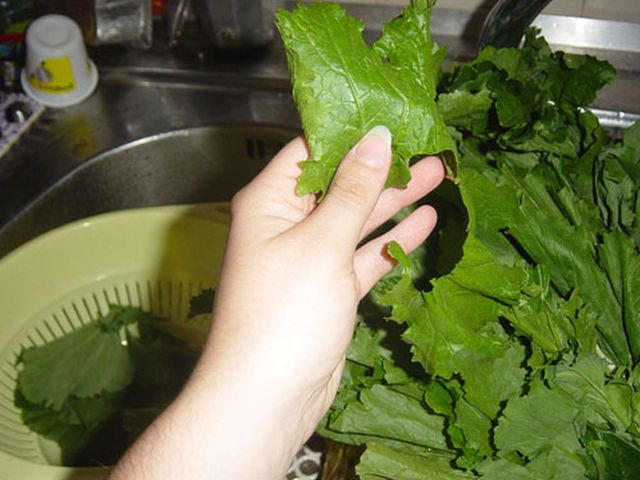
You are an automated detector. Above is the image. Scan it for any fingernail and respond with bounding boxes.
[355,125,392,168]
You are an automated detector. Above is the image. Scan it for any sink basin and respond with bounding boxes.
[0,125,296,258]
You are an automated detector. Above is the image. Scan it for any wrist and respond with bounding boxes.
[110,354,314,480]
[179,354,314,478]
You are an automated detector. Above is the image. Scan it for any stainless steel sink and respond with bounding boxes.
[0,125,296,258]
[0,49,301,257]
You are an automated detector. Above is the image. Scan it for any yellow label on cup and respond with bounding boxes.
[28,56,76,94]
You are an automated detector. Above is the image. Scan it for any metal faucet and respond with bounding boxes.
[166,0,276,49]
[478,0,553,50]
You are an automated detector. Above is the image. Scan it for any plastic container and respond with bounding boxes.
[20,14,98,108]
[0,204,229,478]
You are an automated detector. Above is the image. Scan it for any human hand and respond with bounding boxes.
[109,126,444,479]
[202,126,444,471]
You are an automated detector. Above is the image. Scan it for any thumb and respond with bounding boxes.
[308,126,392,250]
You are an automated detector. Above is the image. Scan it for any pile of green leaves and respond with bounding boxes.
[15,290,215,466]
[278,1,640,478]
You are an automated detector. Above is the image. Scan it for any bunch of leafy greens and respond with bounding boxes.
[278,1,640,478]
[14,290,215,466]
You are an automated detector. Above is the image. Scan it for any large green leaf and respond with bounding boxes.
[276,2,455,196]
[584,428,640,480]
[357,442,472,480]
[548,354,634,432]
[494,378,584,459]
[17,318,135,410]
[328,384,449,451]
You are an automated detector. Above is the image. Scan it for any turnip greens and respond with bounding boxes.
[278,1,640,478]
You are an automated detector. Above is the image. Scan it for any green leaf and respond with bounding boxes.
[584,428,640,480]
[187,288,215,318]
[477,459,540,479]
[596,120,640,234]
[386,240,412,273]
[475,45,526,80]
[623,120,640,150]
[328,384,449,451]
[437,89,493,130]
[596,230,640,363]
[381,235,525,376]
[452,397,493,463]
[559,52,616,107]
[346,321,394,369]
[17,315,135,410]
[127,323,198,390]
[357,442,472,480]
[548,354,634,432]
[509,286,598,361]
[477,448,588,479]
[380,235,528,465]
[423,380,454,417]
[276,2,456,196]
[16,389,122,464]
[494,378,584,459]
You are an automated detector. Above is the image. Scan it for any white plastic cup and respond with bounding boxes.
[20,15,98,108]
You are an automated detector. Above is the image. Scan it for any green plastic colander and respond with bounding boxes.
[0,204,230,479]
